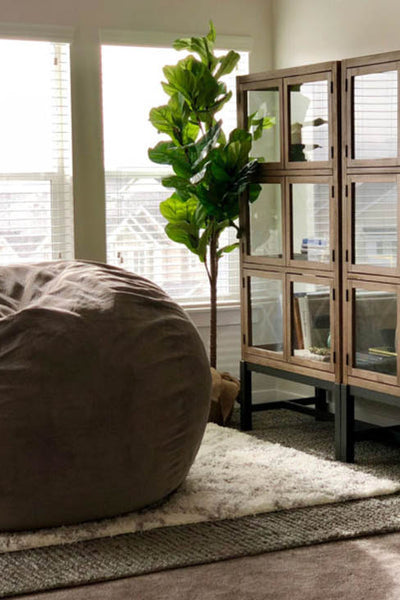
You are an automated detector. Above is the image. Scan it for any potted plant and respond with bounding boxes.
[148,22,272,422]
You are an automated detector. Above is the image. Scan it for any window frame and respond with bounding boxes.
[100,33,252,306]
[0,30,75,264]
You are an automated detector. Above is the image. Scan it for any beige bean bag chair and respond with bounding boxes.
[0,260,211,531]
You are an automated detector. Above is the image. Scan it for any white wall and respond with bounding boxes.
[272,0,400,68]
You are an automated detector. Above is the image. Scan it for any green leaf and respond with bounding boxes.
[262,116,276,129]
[247,183,261,204]
[210,162,231,182]
[149,105,175,135]
[248,114,276,140]
[161,175,195,201]
[207,21,216,43]
[162,175,186,188]
[190,121,221,171]
[173,38,217,71]
[193,202,207,228]
[217,242,239,258]
[165,222,199,254]
[160,195,196,223]
[248,183,261,204]
[148,141,192,177]
[215,50,240,79]
[162,56,229,124]
[173,22,217,70]
[229,128,252,145]
[148,140,176,164]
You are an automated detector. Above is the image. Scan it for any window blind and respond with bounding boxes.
[101,45,249,304]
[0,39,74,265]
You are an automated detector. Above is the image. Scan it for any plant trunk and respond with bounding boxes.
[209,229,218,369]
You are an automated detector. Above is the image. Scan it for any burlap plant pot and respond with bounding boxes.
[208,368,240,426]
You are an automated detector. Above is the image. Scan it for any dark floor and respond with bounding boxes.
[15,531,400,600]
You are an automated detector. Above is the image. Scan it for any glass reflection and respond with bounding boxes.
[292,282,331,363]
[354,181,397,268]
[291,183,330,263]
[249,183,282,258]
[248,89,280,163]
[289,80,329,162]
[353,70,397,160]
[250,276,283,353]
[354,289,397,376]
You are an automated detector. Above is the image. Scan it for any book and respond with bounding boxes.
[293,296,304,349]
[296,293,312,350]
[368,346,397,357]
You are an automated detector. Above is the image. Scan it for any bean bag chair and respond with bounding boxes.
[0,260,211,531]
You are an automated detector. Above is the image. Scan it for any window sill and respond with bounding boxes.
[185,304,241,328]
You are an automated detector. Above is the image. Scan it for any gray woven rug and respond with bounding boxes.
[3,409,400,598]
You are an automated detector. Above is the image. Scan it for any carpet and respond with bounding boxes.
[1,422,398,554]
[2,410,400,597]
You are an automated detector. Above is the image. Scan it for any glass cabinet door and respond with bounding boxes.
[351,287,397,379]
[248,182,283,260]
[291,280,333,368]
[289,180,331,266]
[248,275,284,355]
[247,86,281,165]
[287,76,330,165]
[348,176,398,272]
[350,66,398,163]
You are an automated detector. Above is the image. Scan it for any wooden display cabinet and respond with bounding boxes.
[237,62,341,445]
[238,52,400,461]
[340,51,400,460]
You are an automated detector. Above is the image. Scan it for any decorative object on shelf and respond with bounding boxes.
[148,21,273,369]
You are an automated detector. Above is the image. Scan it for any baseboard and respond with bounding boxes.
[251,389,311,405]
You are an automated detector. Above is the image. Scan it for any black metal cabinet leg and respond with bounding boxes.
[315,387,329,421]
[335,385,355,462]
[334,384,342,460]
[341,385,355,463]
[240,360,252,431]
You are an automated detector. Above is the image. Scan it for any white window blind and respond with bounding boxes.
[101,45,249,305]
[307,73,398,267]
[0,39,74,265]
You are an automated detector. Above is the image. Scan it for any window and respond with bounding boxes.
[0,39,74,264]
[101,45,249,304]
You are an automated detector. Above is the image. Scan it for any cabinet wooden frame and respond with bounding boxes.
[238,51,400,452]
[237,61,340,175]
[238,60,341,386]
[342,58,400,169]
[286,175,336,272]
[240,267,339,382]
[240,177,285,267]
[343,280,399,388]
[241,175,338,274]
[287,273,336,374]
[284,70,337,171]
[343,173,400,278]
[241,268,286,363]
[341,50,400,396]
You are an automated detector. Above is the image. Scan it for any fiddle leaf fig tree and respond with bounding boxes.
[148,22,271,369]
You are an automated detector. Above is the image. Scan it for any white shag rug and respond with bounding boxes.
[2,423,400,554]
